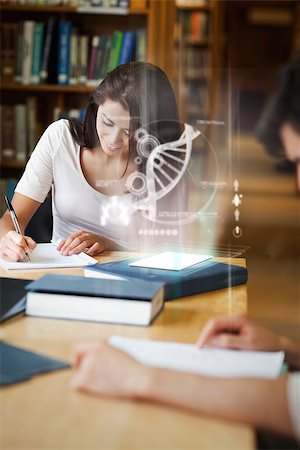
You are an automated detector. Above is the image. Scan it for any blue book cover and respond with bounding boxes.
[26,274,164,302]
[85,259,248,301]
[57,21,72,85]
[118,31,136,65]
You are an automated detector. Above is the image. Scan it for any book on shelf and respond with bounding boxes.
[84,256,248,301]
[40,17,57,84]
[93,35,108,83]
[14,104,27,162]
[69,27,79,85]
[25,274,165,326]
[0,105,15,160]
[0,22,17,82]
[87,35,100,85]
[135,29,147,61]
[78,34,89,84]
[26,96,38,156]
[57,21,72,85]
[118,31,136,65]
[21,20,35,85]
[31,22,45,84]
[108,30,123,72]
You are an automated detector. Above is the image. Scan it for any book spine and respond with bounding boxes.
[40,18,55,83]
[87,35,100,85]
[118,31,135,65]
[135,29,147,62]
[26,96,38,156]
[31,22,45,84]
[14,104,27,162]
[14,22,24,83]
[78,35,89,84]
[1,106,15,160]
[57,21,72,86]
[92,35,106,84]
[69,28,79,85]
[21,20,35,84]
[108,31,123,72]
[0,23,17,82]
[99,35,112,79]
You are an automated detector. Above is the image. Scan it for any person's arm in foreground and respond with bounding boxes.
[70,340,295,439]
[0,193,38,261]
[197,313,300,370]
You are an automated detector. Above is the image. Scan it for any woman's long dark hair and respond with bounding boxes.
[69,62,181,174]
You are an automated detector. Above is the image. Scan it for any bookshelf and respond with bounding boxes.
[173,0,223,125]
[0,0,176,186]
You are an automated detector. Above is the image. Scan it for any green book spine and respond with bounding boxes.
[108,31,123,72]
[31,22,45,84]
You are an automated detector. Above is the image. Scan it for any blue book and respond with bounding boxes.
[118,31,136,65]
[84,259,248,301]
[26,274,164,326]
[57,21,72,85]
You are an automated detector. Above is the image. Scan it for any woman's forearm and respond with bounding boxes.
[0,213,17,239]
[138,367,294,438]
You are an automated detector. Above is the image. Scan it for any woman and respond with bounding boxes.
[0,62,184,262]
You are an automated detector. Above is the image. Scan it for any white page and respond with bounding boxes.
[129,251,213,271]
[110,336,284,379]
[0,243,97,271]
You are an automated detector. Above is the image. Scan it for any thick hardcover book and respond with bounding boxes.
[0,278,31,323]
[26,274,164,326]
[84,259,248,301]
[0,341,69,387]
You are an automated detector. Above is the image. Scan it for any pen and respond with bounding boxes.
[4,195,31,261]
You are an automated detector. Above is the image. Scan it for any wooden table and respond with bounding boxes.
[0,253,255,450]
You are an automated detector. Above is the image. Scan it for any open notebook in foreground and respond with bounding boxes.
[110,336,284,379]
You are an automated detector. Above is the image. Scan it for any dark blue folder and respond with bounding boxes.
[85,259,248,301]
[0,341,70,387]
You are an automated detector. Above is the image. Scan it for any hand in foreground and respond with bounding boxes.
[0,230,36,261]
[56,230,105,256]
[70,341,147,398]
[197,313,283,352]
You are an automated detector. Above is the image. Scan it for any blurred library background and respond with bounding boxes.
[0,0,299,335]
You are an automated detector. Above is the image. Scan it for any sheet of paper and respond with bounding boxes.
[110,336,284,379]
[129,251,213,271]
[0,243,97,271]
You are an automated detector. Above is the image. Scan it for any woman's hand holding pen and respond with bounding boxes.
[56,230,106,256]
[0,230,36,262]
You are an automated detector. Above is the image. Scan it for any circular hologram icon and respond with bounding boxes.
[233,225,243,238]
[137,134,161,159]
[125,171,148,196]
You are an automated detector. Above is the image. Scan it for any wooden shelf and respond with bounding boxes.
[177,4,211,12]
[0,83,95,93]
[0,3,149,14]
[0,160,26,170]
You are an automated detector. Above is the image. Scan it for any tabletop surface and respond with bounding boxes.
[0,253,254,450]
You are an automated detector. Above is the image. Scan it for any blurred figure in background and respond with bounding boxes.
[256,53,300,192]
